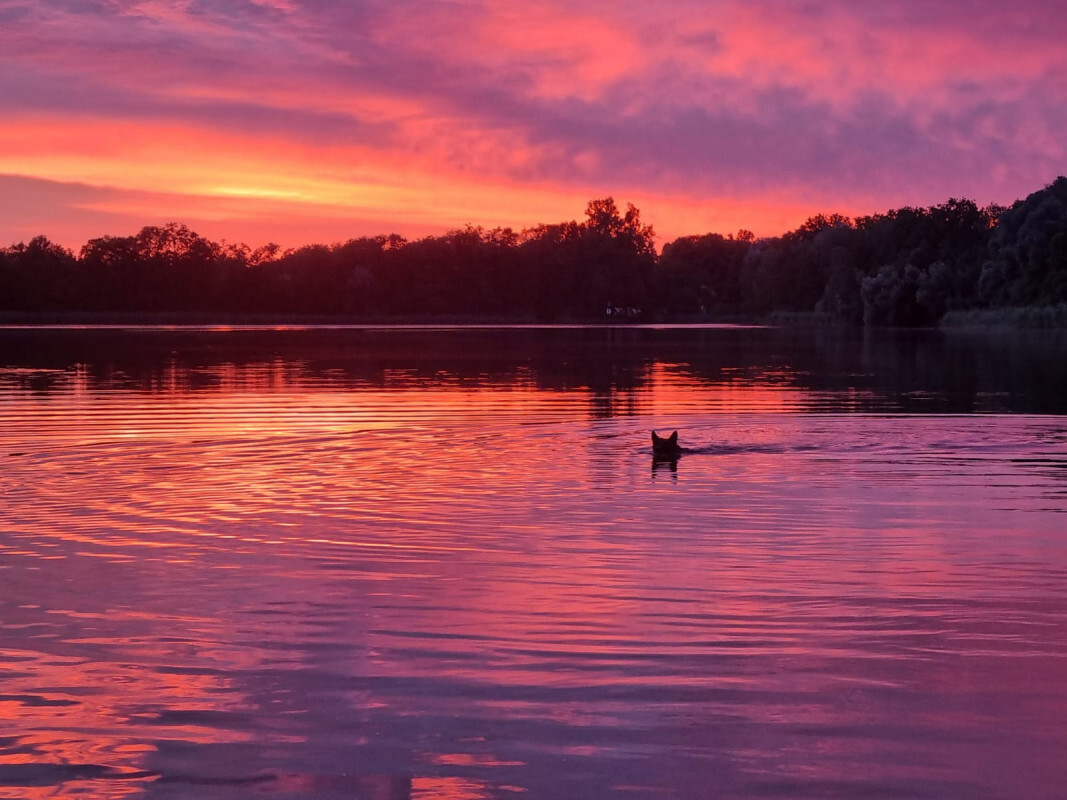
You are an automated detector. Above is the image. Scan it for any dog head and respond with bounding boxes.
[651,430,681,457]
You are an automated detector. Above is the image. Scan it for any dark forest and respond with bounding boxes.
[3,178,1066,325]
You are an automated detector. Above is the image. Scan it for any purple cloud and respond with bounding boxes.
[1,0,1064,245]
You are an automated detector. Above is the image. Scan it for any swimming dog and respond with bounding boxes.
[651,430,682,459]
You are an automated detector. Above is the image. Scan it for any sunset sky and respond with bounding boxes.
[2,0,1065,250]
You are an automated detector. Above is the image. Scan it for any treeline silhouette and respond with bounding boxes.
[2,179,1065,324]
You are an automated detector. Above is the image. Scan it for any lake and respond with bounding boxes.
[1,324,1065,800]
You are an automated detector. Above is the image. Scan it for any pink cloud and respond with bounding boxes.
[1,0,1064,247]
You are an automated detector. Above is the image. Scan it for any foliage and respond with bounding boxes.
[3,181,1066,325]
[0,235,78,310]
[658,233,750,314]
[978,177,1067,307]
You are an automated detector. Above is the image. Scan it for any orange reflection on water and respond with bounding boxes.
[643,362,807,415]
[0,640,257,798]
[3,329,1067,798]
[426,753,524,768]
[409,775,494,800]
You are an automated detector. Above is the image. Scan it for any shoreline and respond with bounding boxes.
[3,307,1065,329]
[0,310,764,328]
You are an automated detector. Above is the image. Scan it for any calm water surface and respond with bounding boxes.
[1,325,1065,799]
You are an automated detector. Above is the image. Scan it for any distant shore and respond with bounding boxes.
[5,179,1066,330]
[3,306,1065,329]
[0,311,762,327]
[939,304,1067,329]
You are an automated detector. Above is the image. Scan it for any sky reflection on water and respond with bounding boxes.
[1,326,1066,799]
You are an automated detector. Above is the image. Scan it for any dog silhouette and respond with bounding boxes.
[651,430,682,459]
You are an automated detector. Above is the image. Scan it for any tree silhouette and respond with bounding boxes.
[3,183,1066,323]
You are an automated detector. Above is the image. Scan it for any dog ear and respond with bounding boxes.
[651,431,661,444]
[667,431,678,444]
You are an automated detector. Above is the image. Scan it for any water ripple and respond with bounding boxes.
[1,327,1066,799]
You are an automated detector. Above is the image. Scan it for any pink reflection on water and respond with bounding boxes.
[0,331,1066,798]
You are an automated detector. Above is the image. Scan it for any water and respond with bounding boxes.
[1,325,1065,799]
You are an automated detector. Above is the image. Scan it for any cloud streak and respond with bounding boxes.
[2,0,1064,247]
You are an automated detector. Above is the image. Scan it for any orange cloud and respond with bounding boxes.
[2,0,1064,248]
[0,107,821,249]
